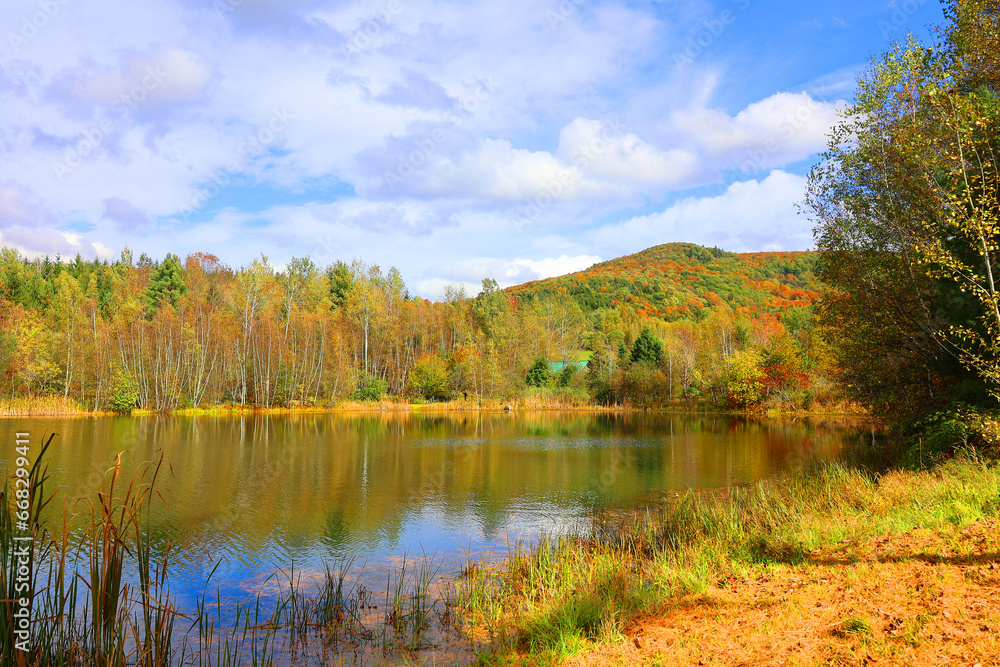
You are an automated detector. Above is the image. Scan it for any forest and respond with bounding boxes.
[0,242,829,413]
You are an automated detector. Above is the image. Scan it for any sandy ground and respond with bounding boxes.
[564,517,1000,666]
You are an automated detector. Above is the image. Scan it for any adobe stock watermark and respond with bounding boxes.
[312,234,341,268]
[6,0,72,55]
[878,0,930,40]
[546,0,586,30]
[341,0,404,58]
[178,107,295,220]
[738,99,823,173]
[51,64,169,181]
[672,0,751,70]
[383,75,500,192]
[10,431,34,653]
[213,0,243,19]
[509,115,628,231]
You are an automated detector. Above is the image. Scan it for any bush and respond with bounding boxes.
[587,376,616,405]
[723,349,766,410]
[350,372,388,401]
[525,358,552,388]
[619,363,669,408]
[409,355,450,401]
[905,405,1000,465]
[108,372,139,413]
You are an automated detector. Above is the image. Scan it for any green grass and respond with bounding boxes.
[454,452,1000,662]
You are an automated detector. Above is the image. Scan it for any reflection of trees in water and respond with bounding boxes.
[5,412,866,561]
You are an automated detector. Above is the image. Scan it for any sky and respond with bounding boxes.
[0,0,946,298]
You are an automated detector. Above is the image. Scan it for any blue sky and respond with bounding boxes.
[0,0,945,297]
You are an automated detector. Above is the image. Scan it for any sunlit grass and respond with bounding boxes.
[455,452,1000,662]
[0,396,88,416]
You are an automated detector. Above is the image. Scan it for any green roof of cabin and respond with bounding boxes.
[549,360,588,372]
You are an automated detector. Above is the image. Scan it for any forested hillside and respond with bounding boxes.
[0,242,830,413]
[509,243,821,320]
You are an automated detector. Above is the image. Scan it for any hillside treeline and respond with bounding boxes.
[509,243,821,319]
[0,245,829,412]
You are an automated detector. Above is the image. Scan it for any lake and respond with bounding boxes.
[0,411,870,613]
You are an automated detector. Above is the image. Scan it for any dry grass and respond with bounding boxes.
[562,518,1000,666]
[0,395,87,416]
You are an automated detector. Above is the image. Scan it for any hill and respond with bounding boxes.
[507,243,822,320]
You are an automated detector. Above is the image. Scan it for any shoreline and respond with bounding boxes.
[456,452,1000,665]
[0,396,867,419]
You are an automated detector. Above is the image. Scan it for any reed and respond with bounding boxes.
[0,439,307,665]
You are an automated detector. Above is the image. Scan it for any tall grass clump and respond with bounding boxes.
[0,434,55,665]
[0,396,86,417]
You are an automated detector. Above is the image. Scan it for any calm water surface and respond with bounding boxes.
[0,411,868,610]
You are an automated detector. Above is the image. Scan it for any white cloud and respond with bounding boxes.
[415,253,600,300]
[355,90,839,213]
[415,278,483,300]
[586,170,814,258]
[450,254,603,287]
[56,49,213,110]
[670,92,844,172]
[556,118,700,186]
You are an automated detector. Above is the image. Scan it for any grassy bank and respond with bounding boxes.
[455,451,1000,665]
[0,396,92,417]
[1,393,861,418]
[0,393,624,417]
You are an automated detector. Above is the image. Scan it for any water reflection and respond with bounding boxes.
[0,412,866,605]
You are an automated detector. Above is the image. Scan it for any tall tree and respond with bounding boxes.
[630,327,664,366]
[807,0,1000,419]
[143,253,187,316]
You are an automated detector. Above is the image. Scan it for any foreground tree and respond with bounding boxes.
[807,0,1000,421]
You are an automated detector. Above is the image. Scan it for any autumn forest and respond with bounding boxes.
[0,242,829,413]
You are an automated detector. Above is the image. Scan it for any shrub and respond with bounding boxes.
[409,354,451,401]
[350,372,388,401]
[109,372,139,413]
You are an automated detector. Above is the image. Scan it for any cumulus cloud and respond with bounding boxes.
[670,92,844,173]
[412,253,601,300]
[0,0,853,291]
[555,118,701,186]
[375,69,454,110]
[450,254,603,287]
[586,170,814,258]
[355,90,838,212]
[0,226,109,260]
[361,117,705,204]
[52,49,213,114]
